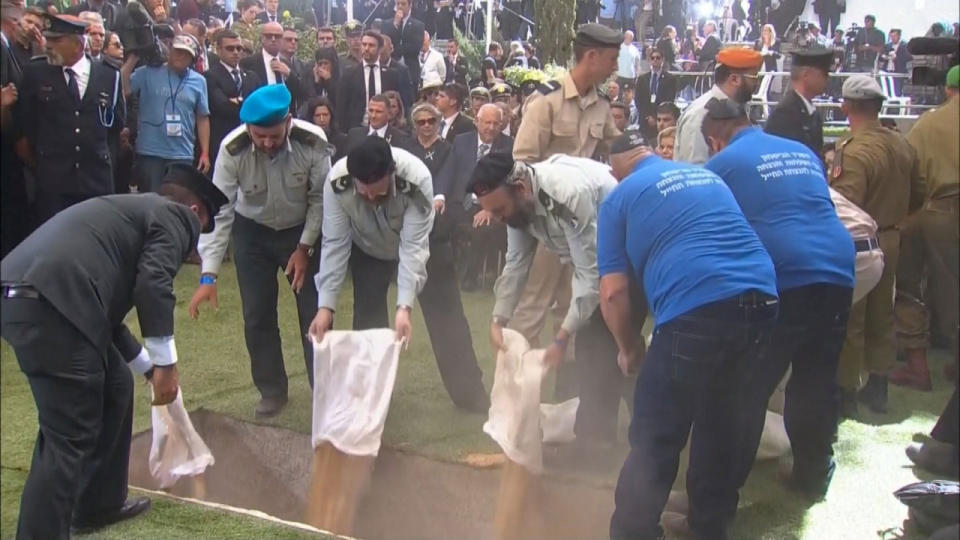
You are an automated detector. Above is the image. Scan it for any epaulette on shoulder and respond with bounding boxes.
[331,174,351,194]
[537,188,578,228]
[395,175,418,196]
[225,131,252,156]
[537,80,561,95]
[289,124,324,148]
[597,87,611,101]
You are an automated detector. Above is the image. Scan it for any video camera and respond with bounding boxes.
[115,1,167,66]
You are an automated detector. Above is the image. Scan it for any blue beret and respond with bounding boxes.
[239,84,291,127]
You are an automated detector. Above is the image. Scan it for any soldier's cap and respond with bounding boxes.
[490,82,511,99]
[470,86,491,99]
[240,84,292,126]
[161,163,228,234]
[41,13,87,37]
[947,65,959,88]
[421,71,444,92]
[609,130,650,155]
[842,74,884,100]
[468,152,522,197]
[0,0,24,20]
[343,19,363,36]
[791,47,834,73]
[704,97,747,121]
[347,136,395,184]
[171,34,199,59]
[716,47,763,70]
[574,23,623,49]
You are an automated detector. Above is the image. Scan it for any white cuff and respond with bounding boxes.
[433,194,445,201]
[144,336,178,367]
[128,347,153,375]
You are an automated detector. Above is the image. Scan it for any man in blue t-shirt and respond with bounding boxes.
[702,98,855,501]
[599,132,779,540]
[121,35,211,192]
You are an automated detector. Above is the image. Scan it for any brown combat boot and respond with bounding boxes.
[890,348,933,391]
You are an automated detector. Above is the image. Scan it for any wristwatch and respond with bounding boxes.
[492,316,509,327]
[298,243,316,257]
[397,304,412,313]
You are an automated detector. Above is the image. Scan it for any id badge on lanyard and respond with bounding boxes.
[165,114,182,137]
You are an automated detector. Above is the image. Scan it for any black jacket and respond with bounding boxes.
[381,15,426,84]
[442,111,475,143]
[345,125,414,154]
[634,70,678,139]
[205,60,261,166]
[764,88,823,157]
[444,54,469,85]
[240,51,307,114]
[67,0,118,29]
[436,131,513,209]
[255,10,281,23]
[336,63,401,131]
[16,56,126,198]
[1,194,200,354]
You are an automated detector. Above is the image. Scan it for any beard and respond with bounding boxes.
[46,50,65,66]
[504,198,535,229]
[734,83,755,104]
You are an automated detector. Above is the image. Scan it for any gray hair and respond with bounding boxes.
[411,102,441,120]
[78,10,104,24]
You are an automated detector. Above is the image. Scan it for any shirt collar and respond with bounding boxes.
[477,135,493,150]
[562,72,597,105]
[262,48,277,63]
[66,54,91,77]
[444,112,458,123]
[222,60,239,73]
[364,60,380,69]
[369,125,387,137]
[796,90,816,115]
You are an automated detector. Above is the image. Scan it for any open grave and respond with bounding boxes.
[128,409,617,539]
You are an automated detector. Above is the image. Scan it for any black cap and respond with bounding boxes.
[705,97,747,120]
[791,47,834,73]
[609,129,650,155]
[468,152,515,197]
[347,136,395,183]
[161,164,228,233]
[42,13,87,36]
[574,23,622,49]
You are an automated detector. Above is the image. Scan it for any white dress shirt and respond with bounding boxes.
[63,54,92,98]
[262,48,282,85]
[368,124,388,137]
[797,91,817,116]
[420,48,446,83]
[362,61,382,100]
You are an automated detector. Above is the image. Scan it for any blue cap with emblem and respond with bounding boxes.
[239,83,292,127]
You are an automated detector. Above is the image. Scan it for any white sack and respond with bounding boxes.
[483,329,547,473]
[149,388,215,489]
[311,329,400,457]
[540,398,579,445]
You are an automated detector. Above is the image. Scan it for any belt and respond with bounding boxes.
[2,285,40,299]
[736,290,779,308]
[854,237,880,253]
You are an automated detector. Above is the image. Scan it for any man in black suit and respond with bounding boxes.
[634,47,678,142]
[382,0,425,86]
[380,33,413,109]
[0,166,228,540]
[16,14,125,227]
[884,29,911,95]
[344,93,413,151]
[437,103,512,290]
[240,22,307,115]
[444,38,468,85]
[765,49,832,157]
[206,30,260,167]
[437,82,474,143]
[255,0,281,23]
[337,30,400,131]
[66,0,116,29]
[1,0,28,258]
[699,21,722,66]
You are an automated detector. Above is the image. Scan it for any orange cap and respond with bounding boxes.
[715,47,763,69]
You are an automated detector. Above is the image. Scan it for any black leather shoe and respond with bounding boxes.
[857,374,888,414]
[255,395,289,417]
[72,496,151,535]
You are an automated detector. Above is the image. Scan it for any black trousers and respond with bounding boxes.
[1,296,133,540]
[350,241,488,407]
[932,372,959,449]
[746,283,853,491]
[233,214,319,399]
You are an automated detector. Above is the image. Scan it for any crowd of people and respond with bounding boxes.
[1,0,958,538]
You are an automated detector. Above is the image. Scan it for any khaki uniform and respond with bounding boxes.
[509,73,621,344]
[830,121,925,390]
[895,97,960,355]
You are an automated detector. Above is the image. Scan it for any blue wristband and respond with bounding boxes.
[200,275,216,285]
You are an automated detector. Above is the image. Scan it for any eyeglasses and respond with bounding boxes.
[222,45,243,52]
[414,117,438,126]
[740,73,760,80]
[283,36,298,42]
[262,33,282,40]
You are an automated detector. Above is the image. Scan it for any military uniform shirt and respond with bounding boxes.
[315,147,435,310]
[674,85,727,165]
[198,119,331,275]
[906,97,959,197]
[493,155,617,333]
[513,73,621,163]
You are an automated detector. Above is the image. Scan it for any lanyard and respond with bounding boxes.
[166,68,189,117]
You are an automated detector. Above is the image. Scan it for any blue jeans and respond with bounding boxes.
[135,154,192,193]
[610,291,778,540]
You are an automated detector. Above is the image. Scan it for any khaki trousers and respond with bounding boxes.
[507,244,573,346]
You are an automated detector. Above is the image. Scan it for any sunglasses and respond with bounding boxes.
[414,117,438,126]
[222,45,243,52]
[283,36,298,42]
[262,33,282,40]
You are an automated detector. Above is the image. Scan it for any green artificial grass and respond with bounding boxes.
[2,262,955,538]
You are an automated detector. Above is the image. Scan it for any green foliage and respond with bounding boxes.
[532,0,575,66]
[454,27,482,83]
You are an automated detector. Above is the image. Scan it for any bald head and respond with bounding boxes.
[476,103,503,143]
[261,21,283,55]
[623,30,633,43]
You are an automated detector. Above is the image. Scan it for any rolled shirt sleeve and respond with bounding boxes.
[198,147,240,275]
[316,176,353,310]
[492,226,538,322]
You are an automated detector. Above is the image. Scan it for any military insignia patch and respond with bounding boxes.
[538,189,578,228]
[331,175,351,193]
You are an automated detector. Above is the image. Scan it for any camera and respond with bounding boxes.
[115,1,167,66]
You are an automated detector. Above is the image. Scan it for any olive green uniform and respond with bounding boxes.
[895,97,960,355]
[830,120,925,390]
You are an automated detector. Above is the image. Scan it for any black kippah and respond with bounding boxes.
[468,152,515,196]
[347,136,395,183]
[705,97,746,120]
[609,129,649,155]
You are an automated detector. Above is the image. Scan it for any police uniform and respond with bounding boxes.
[486,153,637,444]
[197,85,330,410]
[316,138,488,409]
[764,48,833,156]
[1,168,227,539]
[509,23,622,350]
[16,13,125,228]
[829,75,926,410]
[338,20,364,74]
[892,68,960,388]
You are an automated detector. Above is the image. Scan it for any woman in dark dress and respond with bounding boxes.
[303,96,349,162]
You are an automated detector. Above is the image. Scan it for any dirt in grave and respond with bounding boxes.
[128,410,617,540]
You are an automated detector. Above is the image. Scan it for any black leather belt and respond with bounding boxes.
[736,290,779,308]
[854,237,880,253]
[2,285,40,299]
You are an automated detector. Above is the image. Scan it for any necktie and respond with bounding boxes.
[367,64,377,102]
[650,72,659,96]
[439,119,447,136]
[65,68,80,101]
[231,68,242,92]
[477,143,490,161]
[273,57,284,83]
